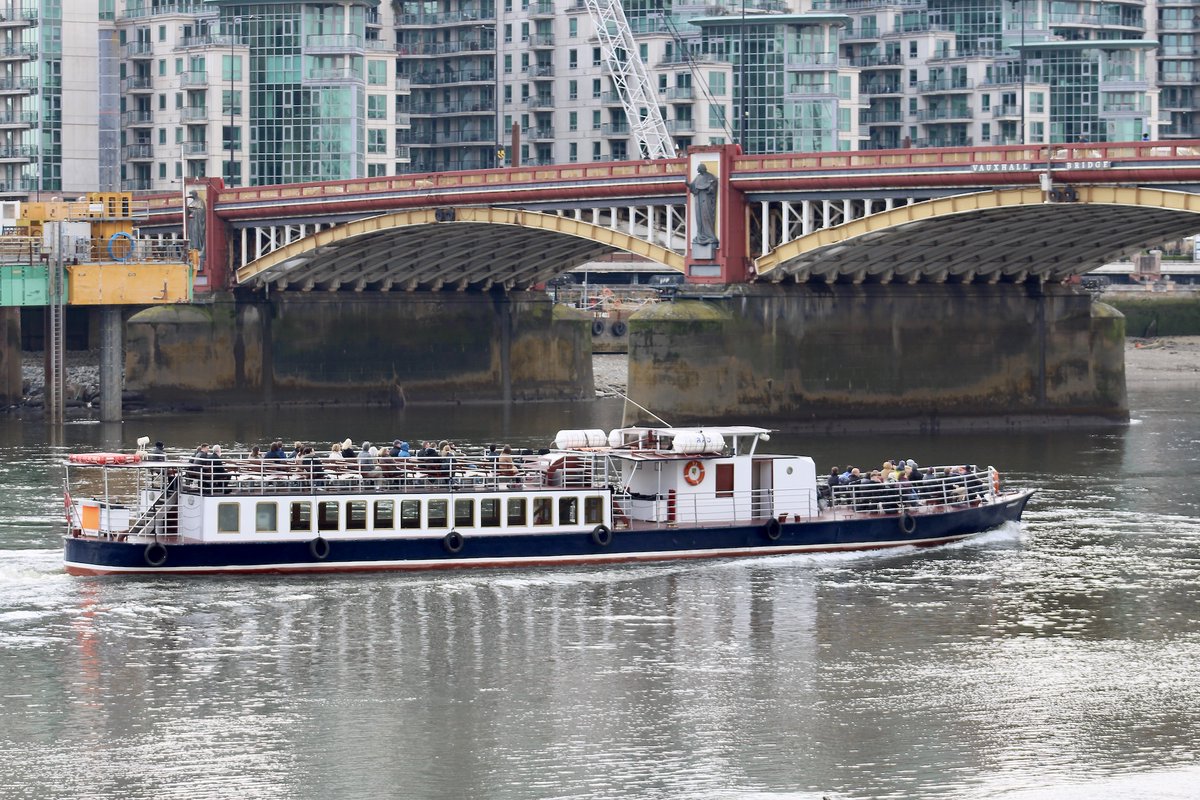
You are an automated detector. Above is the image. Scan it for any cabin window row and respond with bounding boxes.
[217,496,606,534]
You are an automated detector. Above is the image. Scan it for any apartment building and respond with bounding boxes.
[2,0,1189,198]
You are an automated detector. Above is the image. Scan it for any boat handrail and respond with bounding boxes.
[828,465,997,512]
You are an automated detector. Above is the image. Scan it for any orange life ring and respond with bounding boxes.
[992,470,1001,494]
[683,459,705,486]
[68,453,142,465]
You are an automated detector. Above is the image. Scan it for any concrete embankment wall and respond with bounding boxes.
[1100,292,1200,338]
[124,292,592,405]
[627,284,1127,430]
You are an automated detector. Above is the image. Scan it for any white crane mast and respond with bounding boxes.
[584,0,678,160]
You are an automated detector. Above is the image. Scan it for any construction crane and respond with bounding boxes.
[584,0,678,160]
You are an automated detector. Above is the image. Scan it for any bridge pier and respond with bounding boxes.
[628,284,1127,430]
[98,306,123,423]
[0,308,19,406]
[123,292,593,407]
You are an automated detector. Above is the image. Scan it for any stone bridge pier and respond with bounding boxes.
[627,283,1127,430]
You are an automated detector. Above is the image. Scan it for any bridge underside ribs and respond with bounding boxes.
[754,187,1200,285]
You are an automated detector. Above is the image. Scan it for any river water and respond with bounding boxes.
[1,387,1198,800]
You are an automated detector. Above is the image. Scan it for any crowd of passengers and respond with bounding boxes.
[146,438,550,494]
[821,459,987,512]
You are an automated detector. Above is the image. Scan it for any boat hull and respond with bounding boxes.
[62,490,1034,576]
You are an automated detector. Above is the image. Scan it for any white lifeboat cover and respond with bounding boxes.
[554,429,608,449]
[671,430,724,455]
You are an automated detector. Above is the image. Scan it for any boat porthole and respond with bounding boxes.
[899,512,917,534]
[591,524,613,547]
[611,321,627,337]
[591,320,606,336]
[765,518,782,541]
[144,541,168,567]
[309,536,331,560]
[443,530,464,554]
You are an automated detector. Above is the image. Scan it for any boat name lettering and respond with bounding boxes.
[1063,160,1112,170]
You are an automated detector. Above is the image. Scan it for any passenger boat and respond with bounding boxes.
[61,426,1034,576]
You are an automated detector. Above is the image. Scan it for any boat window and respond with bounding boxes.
[480,498,501,527]
[532,497,552,526]
[400,499,421,529]
[290,502,312,532]
[255,502,277,532]
[559,496,578,525]
[346,500,368,531]
[506,497,526,526]
[455,498,474,527]
[427,499,448,528]
[318,501,339,532]
[584,496,603,524]
[716,464,734,498]
[217,502,239,533]
[374,500,395,529]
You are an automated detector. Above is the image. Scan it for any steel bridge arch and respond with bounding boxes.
[235,207,686,292]
[754,186,1200,285]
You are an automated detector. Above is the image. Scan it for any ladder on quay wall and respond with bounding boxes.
[44,222,66,425]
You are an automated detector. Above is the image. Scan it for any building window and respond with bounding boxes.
[217,503,239,533]
[256,502,278,532]
[592,78,601,99]
[569,49,578,69]
[568,80,578,100]
[368,129,387,154]
[592,110,601,129]
[368,95,387,120]
[569,111,578,131]
[592,47,602,66]
[569,142,578,162]
[569,18,577,38]
[592,142,601,160]
[709,72,725,96]
[1030,92,1044,113]
[158,25,166,41]
[368,60,387,85]
[290,502,312,532]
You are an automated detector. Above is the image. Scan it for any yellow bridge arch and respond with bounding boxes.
[755,187,1200,284]
[235,207,686,292]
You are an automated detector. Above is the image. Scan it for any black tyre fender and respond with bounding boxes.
[591,320,606,336]
[764,517,782,541]
[309,536,331,560]
[899,512,917,534]
[144,541,168,567]
[591,524,613,547]
[610,320,628,337]
[443,530,464,554]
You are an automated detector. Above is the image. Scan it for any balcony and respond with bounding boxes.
[666,119,694,133]
[917,107,973,122]
[0,74,35,93]
[0,110,36,126]
[601,91,623,105]
[120,178,154,192]
[529,34,555,49]
[665,86,694,102]
[527,64,554,78]
[123,41,153,59]
[123,75,155,93]
[396,11,495,25]
[179,70,208,88]
[183,141,209,156]
[123,143,154,160]
[530,1,555,18]
[860,111,903,124]
[304,68,361,84]
[525,94,554,110]
[394,144,411,160]
[0,143,36,160]
[917,78,974,93]
[0,6,39,27]
[849,53,902,68]
[0,42,36,60]
[785,52,840,69]
[992,104,1022,119]
[122,110,154,127]
[527,126,555,140]
[862,82,901,95]
[405,69,493,86]
[180,106,209,122]
[601,122,630,136]
[305,33,364,53]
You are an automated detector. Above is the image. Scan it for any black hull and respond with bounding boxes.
[63,491,1034,576]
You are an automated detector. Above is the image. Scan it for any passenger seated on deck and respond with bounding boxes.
[497,445,519,483]
[202,445,231,495]
[265,441,287,460]
[146,441,167,462]
[301,447,325,488]
[340,438,357,459]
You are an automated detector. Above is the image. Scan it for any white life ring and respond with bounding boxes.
[683,460,705,486]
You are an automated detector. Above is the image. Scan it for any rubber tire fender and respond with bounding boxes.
[764,517,782,541]
[610,320,628,337]
[591,524,613,547]
[899,512,917,534]
[591,320,606,336]
[144,541,168,567]
[443,530,464,554]
[309,536,331,560]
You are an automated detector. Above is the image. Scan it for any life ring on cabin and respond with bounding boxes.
[69,452,142,465]
[107,231,136,262]
[144,541,168,567]
[992,470,1001,495]
[764,517,782,541]
[899,512,917,534]
[309,536,330,560]
[591,524,612,547]
[683,460,705,486]
[443,530,464,554]
[591,320,606,336]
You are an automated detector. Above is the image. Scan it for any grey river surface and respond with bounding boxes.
[1,388,1198,800]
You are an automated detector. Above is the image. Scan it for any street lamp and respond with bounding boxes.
[1010,0,1025,145]
[476,24,501,168]
[739,0,747,149]
[227,16,248,186]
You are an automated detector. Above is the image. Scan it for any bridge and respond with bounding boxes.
[135,139,1200,294]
